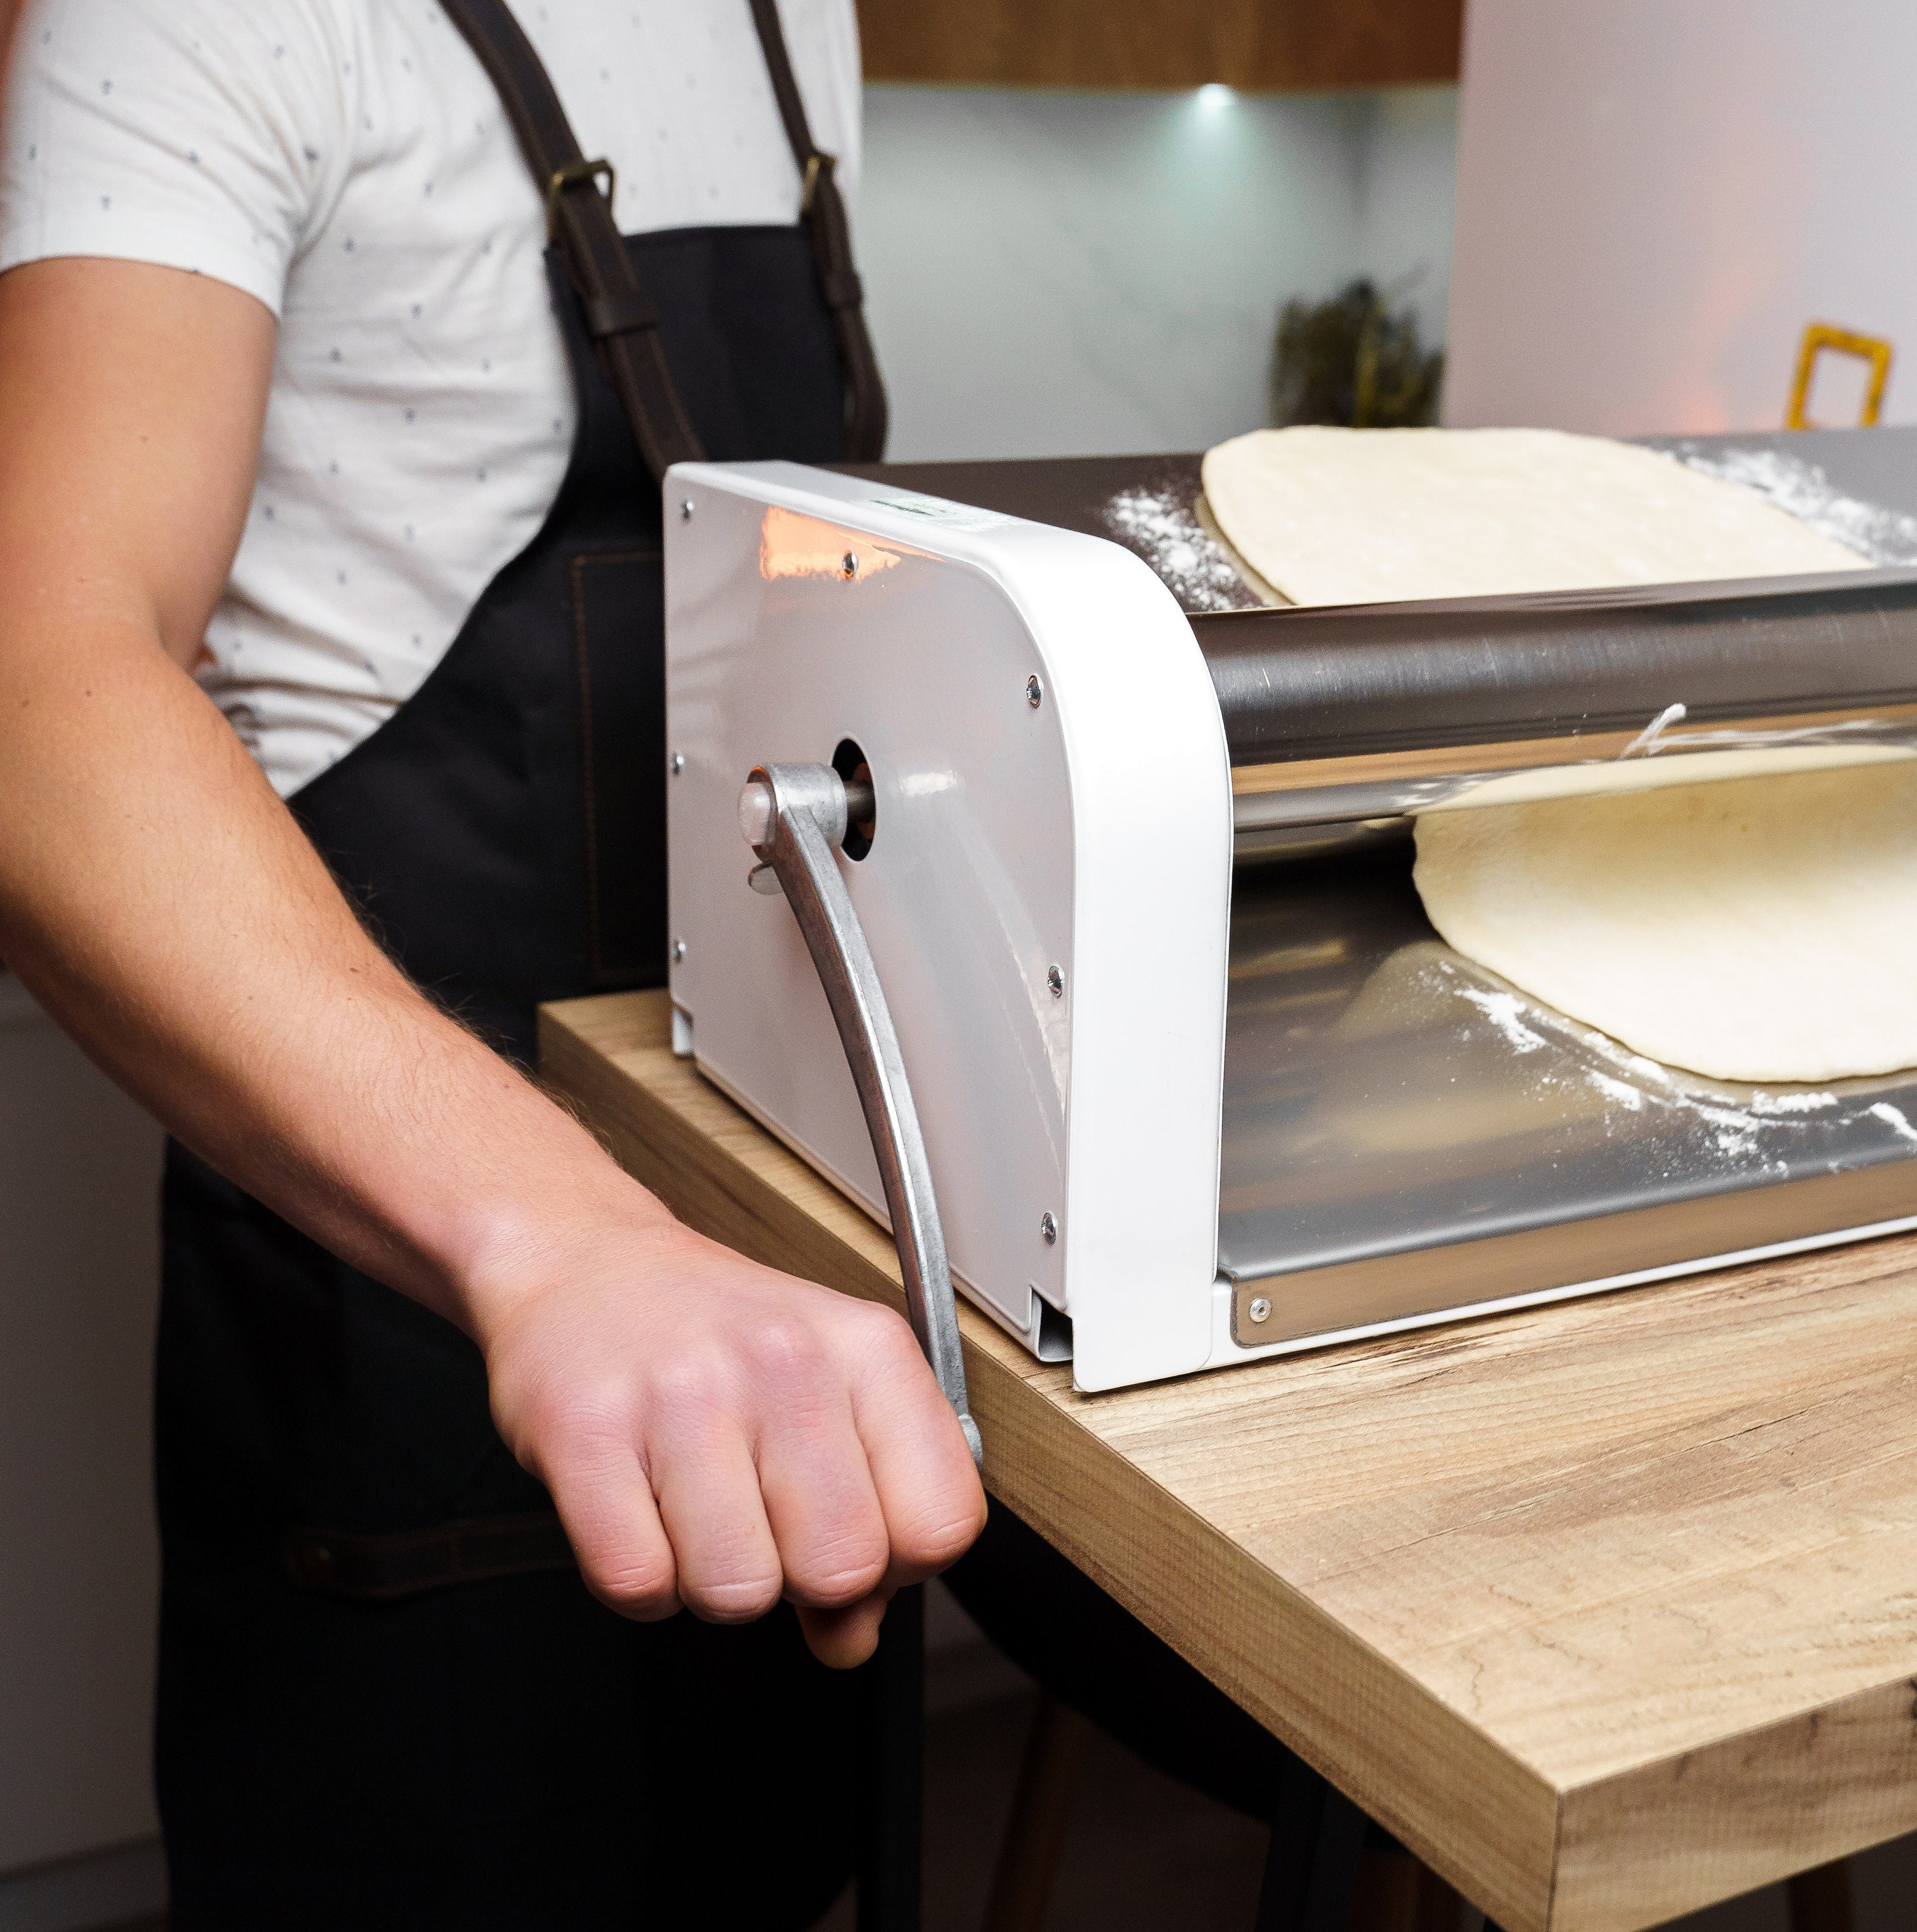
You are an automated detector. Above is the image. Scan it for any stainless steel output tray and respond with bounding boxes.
[1219,837,1917,1345]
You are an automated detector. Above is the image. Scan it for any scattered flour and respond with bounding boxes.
[1693,1104,1764,1158]
[1457,985,1549,1054]
[1102,487,1258,612]
[1748,1089,1841,1115]
[1585,1070,1646,1111]
[1424,953,1909,1170]
[1671,443,1917,566]
[1868,1101,1917,1143]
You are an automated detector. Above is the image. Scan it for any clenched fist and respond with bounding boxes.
[472,1209,987,1667]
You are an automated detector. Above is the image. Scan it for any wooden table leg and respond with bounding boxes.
[980,1693,1094,1932]
[1786,1859,1855,1932]
[1412,1862,1462,1932]
[859,1583,925,1932]
[1255,1756,1369,1932]
[1345,1847,1462,1932]
[1348,1847,1419,1932]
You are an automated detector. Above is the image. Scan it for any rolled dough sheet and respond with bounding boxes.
[1412,762,1917,1083]
[1201,426,1868,605]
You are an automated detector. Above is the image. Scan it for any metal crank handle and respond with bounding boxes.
[736,763,984,1470]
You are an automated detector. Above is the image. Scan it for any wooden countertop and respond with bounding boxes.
[542,989,1917,1932]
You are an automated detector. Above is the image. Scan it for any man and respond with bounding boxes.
[0,0,984,1922]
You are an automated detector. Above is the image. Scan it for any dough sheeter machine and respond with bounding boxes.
[662,427,1917,1412]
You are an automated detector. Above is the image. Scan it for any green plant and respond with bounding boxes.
[1267,278,1444,429]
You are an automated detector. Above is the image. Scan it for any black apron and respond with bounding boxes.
[154,9,882,1926]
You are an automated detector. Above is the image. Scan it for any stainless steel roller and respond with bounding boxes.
[1203,569,1917,831]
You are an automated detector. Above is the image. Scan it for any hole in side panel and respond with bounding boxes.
[1033,1291,1074,1362]
[832,737,875,861]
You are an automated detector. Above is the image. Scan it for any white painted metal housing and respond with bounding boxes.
[665,462,1233,1392]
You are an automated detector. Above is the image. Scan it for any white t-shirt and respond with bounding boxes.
[0,0,861,796]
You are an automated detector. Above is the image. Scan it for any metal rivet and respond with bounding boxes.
[671,938,687,962]
[679,497,694,520]
[1026,674,1044,708]
[1040,1211,1058,1245]
[1248,1296,1272,1325]
[669,751,685,775]
[1047,964,1064,999]
[841,551,857,578]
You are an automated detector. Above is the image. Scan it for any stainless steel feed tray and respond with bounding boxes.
[1220,837,1917,1343]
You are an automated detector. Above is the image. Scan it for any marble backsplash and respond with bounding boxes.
[858,82,1458,463]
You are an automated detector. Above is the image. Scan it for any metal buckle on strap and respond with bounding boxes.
[546,156,616,240]
[800,151,834,216]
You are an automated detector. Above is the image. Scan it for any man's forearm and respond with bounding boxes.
[0,602,666,1331]
[0,256,621,1329]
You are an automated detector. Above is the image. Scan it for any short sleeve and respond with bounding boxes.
[0,0,350,317]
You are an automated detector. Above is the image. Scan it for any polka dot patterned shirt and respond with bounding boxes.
[0,0,862,795]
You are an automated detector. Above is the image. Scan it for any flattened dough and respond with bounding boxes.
[1202,426,1867,605]
[1412,762,1917,1083]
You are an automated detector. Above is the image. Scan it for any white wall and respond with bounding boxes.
[859,83,1458,462]
[1446,0,1917,436]
[1353,88,1459,346]
[0,974,162,1892]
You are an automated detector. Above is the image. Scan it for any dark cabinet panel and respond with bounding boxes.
[859,0,1464,92]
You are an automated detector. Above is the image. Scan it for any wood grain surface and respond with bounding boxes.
[541,990,1917,1932]
[857,0,1462,94]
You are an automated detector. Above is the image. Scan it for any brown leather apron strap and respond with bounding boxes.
[744,0,890,460]
[283,1511,577,1600]
[441,0,887,472]
[437,0,705,484]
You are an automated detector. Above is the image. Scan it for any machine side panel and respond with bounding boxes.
[664,463,1230,1389]
[665,468,1076,1349]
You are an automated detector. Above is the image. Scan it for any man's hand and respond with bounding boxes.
[0,256,984,1665]
[476,1215,984,1666]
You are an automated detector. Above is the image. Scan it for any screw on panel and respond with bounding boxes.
[1040,1211,1058,1245]
[1046,964,1065,999]
[841,551,857,578]
[671,938,687,962]
[1026,674,1044,708]
[669,751,685,775]
[1248,1296,1272,1324]
[679,497,695,520]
